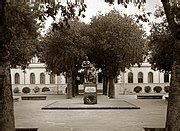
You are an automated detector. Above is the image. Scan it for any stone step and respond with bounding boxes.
[144,128,168,131]
[137,95,163,99]
[13,97,19,102]
[16,128,38,131]
[21,95,46,100]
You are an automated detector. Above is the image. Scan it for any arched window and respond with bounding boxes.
[164,72,169,83]
[148,72,153,83]
[30,73,35,84]
[128,72,133,83]
[15,73,20,84]
[138,72,143,83]
[40,73,45,84]
[50,74,55,84]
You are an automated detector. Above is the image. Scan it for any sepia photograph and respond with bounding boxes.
[0,0,180,130]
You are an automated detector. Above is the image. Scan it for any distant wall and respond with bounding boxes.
[12,84,67,94]
[115,83,170,96]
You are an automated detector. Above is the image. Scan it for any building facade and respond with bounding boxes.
[114,62,170,96]
[11,57,67,94]
[11,57,170,95]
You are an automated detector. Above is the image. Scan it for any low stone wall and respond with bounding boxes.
[115,83,170,96]
[12,84,67,95]
[12,83,169,95]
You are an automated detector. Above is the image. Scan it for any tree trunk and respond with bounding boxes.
[161,1,180,129]
[75,77,79,96]
[72,75,75,97]
[0,66,15,131]
[108,77,115,98]
[66,72,73,99]
[72,69,79,97]
[72,74,77,97]
[0,0,15,130]
[103,75,108,95]
[166,39,180,130]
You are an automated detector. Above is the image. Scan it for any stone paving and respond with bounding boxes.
[14,94,167,131]
[41,95,140,110]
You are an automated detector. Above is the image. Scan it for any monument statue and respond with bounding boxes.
[89,64,96,83]
[82,56,96,83]
[82,56,97,104]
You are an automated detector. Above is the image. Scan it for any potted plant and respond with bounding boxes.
[13,87,20,94]
[42,87,50,92]
[134,86,142,93]
[33,86,40,93]
[153,86,162,93]
[22,87,31,94]
[144,86,152,93]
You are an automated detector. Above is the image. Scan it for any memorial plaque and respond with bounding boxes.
[83,83,97,104]
[85,86,96,93]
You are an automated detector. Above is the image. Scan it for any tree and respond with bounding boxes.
[148,9,174,72]
[6,2,41,68]
[104,0,180,129]
[164,3,180,129]
[0,0,179,130]
[0,0,86,129]
[0,2,41,130]
[0,0,14,130]
[87,10,146,98]
[43,0,180,129]
[41,20,90,99]
[148,2,180,129]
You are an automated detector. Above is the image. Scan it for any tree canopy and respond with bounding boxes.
[5,2,41,68]
[148,17,174,72]
[41,20,91,98]
[87,10,147,77]
[41,20,91,75]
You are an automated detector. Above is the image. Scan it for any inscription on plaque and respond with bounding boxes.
[85,87,96,93]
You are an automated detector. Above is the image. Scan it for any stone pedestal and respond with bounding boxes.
[83,83,97,104]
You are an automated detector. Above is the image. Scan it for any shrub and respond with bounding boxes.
[22,87,30,93]
[134,86,142,93]
[153,86,162,93]
[33,86,40,93]
[144,86,152,93]
[13,87,20,93]
[164,86,170,93]
[42,87,50,92]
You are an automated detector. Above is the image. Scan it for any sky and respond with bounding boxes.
[42,0,163,35]
[82,0,162,23]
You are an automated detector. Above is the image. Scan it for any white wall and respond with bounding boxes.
[11,59,170,95]
[122,62,170,84]
[11,62,67,94]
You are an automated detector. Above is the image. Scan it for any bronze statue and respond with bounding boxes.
[82,56,96,83]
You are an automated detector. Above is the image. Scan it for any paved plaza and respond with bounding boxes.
[14,94,167,131]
